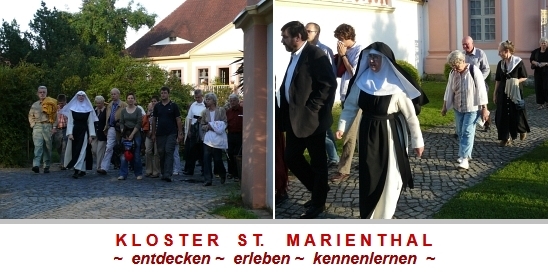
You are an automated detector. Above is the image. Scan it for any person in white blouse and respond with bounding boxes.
[441,50,489,170]
[336,42,425,219]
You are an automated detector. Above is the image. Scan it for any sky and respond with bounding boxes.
[0,0,185,48]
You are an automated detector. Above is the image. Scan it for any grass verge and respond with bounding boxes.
[434,139,548,219]
[210,185,258,219]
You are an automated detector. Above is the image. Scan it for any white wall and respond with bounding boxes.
[194,26,245,54]
[274,0,425,101]
[149,25,244,86]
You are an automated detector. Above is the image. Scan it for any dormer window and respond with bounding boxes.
[169,36,177,42]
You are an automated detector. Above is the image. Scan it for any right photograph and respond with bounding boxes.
[274,0,547,219]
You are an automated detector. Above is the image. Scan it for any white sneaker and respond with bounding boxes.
[458,158,469,170]
[457,157,464,163]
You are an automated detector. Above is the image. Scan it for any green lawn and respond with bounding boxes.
[434,140,548,219]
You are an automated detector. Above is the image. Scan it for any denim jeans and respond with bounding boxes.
[173,143,181,174]
[454,109,479,159]
[325,129,339,163]
[203,144,226,183]
[100,127,118,171]
[32,123,53,168]
[119,134,143,178]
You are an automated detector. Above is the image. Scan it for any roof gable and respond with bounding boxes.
[126,0,247,58]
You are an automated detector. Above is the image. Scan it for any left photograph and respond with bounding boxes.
[0,0,273,219]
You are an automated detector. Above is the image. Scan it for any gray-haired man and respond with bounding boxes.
[28,86,58,173]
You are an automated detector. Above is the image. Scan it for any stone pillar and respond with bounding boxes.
[234,0,272,210]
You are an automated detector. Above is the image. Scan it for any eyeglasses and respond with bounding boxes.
[450,62,463,69]
[368,54,382,61]
[306,30,317,33]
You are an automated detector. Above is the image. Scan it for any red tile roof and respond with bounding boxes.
[126,0,247,58]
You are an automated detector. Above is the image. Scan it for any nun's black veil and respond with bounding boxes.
[345,42,429,114]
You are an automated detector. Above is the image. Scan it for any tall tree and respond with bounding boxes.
[28,2,82,67]
[0,20,34,66]
[74,0,156,55]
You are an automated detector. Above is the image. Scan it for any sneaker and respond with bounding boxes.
[458,158,469,170]
[136,176,143,180]
[457,157,464,163]
[227,174,233,179]
[520,133,527,140]
[44,167,50,174]
[97,169,107,175]
[117,176,125,180]
[32,166,39,173]
[173,172,179,176]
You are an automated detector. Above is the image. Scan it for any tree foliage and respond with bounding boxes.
[0,20,34,66]
[73,0,156,54]
[0,0,165,167]
[29,2,81,67]
[0,62,45,167]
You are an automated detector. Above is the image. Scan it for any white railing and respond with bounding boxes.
[201,85,235,92]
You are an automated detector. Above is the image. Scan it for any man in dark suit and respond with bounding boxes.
[277,21,337,219]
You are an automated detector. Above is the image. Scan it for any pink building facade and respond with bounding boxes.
[425,0,547,75]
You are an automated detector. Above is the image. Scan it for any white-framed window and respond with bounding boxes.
[198,68,209,85]
[470,0,495,41]
[170,69,182,83]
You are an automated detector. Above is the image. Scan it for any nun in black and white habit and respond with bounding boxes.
[335,42,427,219]
[61,91,98,178]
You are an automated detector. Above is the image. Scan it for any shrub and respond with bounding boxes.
[444,63,452,80]
[0,62,45,167]
[396,59,421,86]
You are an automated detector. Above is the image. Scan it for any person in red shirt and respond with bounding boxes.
[225,94,243,181]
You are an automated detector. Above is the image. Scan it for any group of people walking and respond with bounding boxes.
[29,86,243,186]
[275,20,541,220]
[275,21,426,219]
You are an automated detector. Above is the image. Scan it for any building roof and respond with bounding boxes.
[126,0,247,58]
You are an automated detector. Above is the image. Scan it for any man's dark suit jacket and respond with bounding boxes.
[278,43,337,138]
